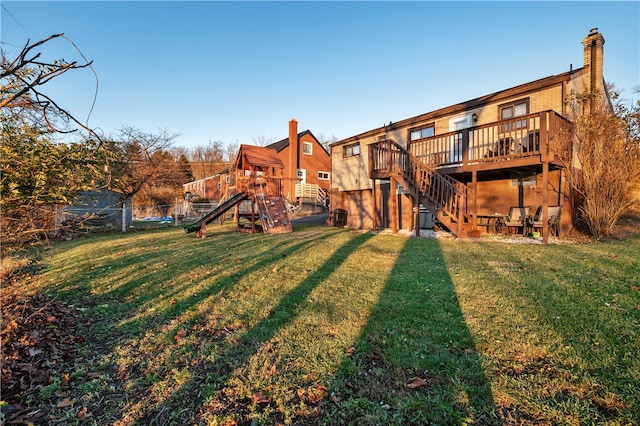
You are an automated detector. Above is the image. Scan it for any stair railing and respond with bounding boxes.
[370,140,472,231]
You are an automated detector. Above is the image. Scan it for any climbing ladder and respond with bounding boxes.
[238,194,292,234]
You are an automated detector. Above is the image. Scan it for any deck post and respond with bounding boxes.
[461,131,470,171]
[471,171,478,231]
[372,179,378,231]
[542,162,549,244]
[390,176,398,233]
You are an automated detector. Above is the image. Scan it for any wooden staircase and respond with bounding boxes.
[369,140,473,237]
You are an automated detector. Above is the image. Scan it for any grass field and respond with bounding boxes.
[3,219,639,425]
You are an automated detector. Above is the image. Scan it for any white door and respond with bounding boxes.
[449,114,472,163]
[297,168,307,185]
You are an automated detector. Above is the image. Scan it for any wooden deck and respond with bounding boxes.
[370,110,570,178]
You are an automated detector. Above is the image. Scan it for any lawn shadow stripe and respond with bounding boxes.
[323,237,498,425]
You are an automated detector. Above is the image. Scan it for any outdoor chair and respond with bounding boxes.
[524,205,561,237]
[484,137,513,158]
[503,206,530,234]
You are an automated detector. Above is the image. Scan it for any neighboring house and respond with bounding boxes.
[266,119,331,208]
[182,168,231,202]
[183,120,332,209]
[61,189,132,229]
[330,29,609,242]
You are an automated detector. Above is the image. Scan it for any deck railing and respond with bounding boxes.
[408,110,570,167]
[236,174,283,198]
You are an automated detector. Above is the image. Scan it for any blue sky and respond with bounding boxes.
[2,1,639,150]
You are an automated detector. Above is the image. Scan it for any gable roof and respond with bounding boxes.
[267,129,329,156]
[235,144,284,169]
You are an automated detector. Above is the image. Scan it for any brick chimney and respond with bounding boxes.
[582,28,605,95]
[288,118,298,180]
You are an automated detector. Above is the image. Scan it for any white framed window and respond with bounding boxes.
[318,171,330,180]
[302,141,313,155]
[225,175,231,183]
[344,143,360,157]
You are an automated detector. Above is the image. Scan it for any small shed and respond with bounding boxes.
[62,189,132,229]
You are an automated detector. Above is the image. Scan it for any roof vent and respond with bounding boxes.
[589,27,598,35]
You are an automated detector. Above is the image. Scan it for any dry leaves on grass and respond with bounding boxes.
[0,286,84,423]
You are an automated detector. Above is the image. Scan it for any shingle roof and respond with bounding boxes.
[236,144,284,169]
[266,130,313,153]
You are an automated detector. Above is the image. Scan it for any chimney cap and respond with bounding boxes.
[589,27,599,35]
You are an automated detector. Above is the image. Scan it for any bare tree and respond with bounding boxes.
[558,88,640,238]
[252,134,275,147]
[316,133,338,152]
[188,140,226,179]
[107,126,180,203]
[1,33,100,140]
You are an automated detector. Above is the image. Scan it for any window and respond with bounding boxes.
[509,172,537,187]
[225,175,230,183]
[409,125,435,141]
[500,99,529,131]
[318,171,330,180]
[344,143,360,157]
[302,141,313,155]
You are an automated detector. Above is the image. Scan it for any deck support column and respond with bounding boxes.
[542,162,549,244]
[390,176,398,233]
[472,171,478,231]
[372,180,378,231]
[414,190,420,237]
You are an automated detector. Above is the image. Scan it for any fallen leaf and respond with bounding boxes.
[345,347,355,356]
[631,285,639,291]
[407,377,429,389]
[251,392,269,404]
[87,372,101,379]
[174,329,187,341]
[77,406,91,419]
[169,299,177,305]
[56,398,76,408]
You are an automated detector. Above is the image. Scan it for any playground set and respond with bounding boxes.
[183,145,293,237]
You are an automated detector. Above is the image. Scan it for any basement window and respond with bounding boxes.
[509,172,537,187]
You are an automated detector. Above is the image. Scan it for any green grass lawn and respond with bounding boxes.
[7,222,640,425]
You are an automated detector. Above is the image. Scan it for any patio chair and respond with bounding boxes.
[484,137,513,158]
[503,206,530,234]
[525,205,562,237]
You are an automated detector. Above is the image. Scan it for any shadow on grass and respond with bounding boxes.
[322,237,498,425]
[114,231,375,424]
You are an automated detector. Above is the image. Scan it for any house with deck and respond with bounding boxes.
[329,29,609,242]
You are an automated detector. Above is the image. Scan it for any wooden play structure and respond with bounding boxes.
[184,145,293,236]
